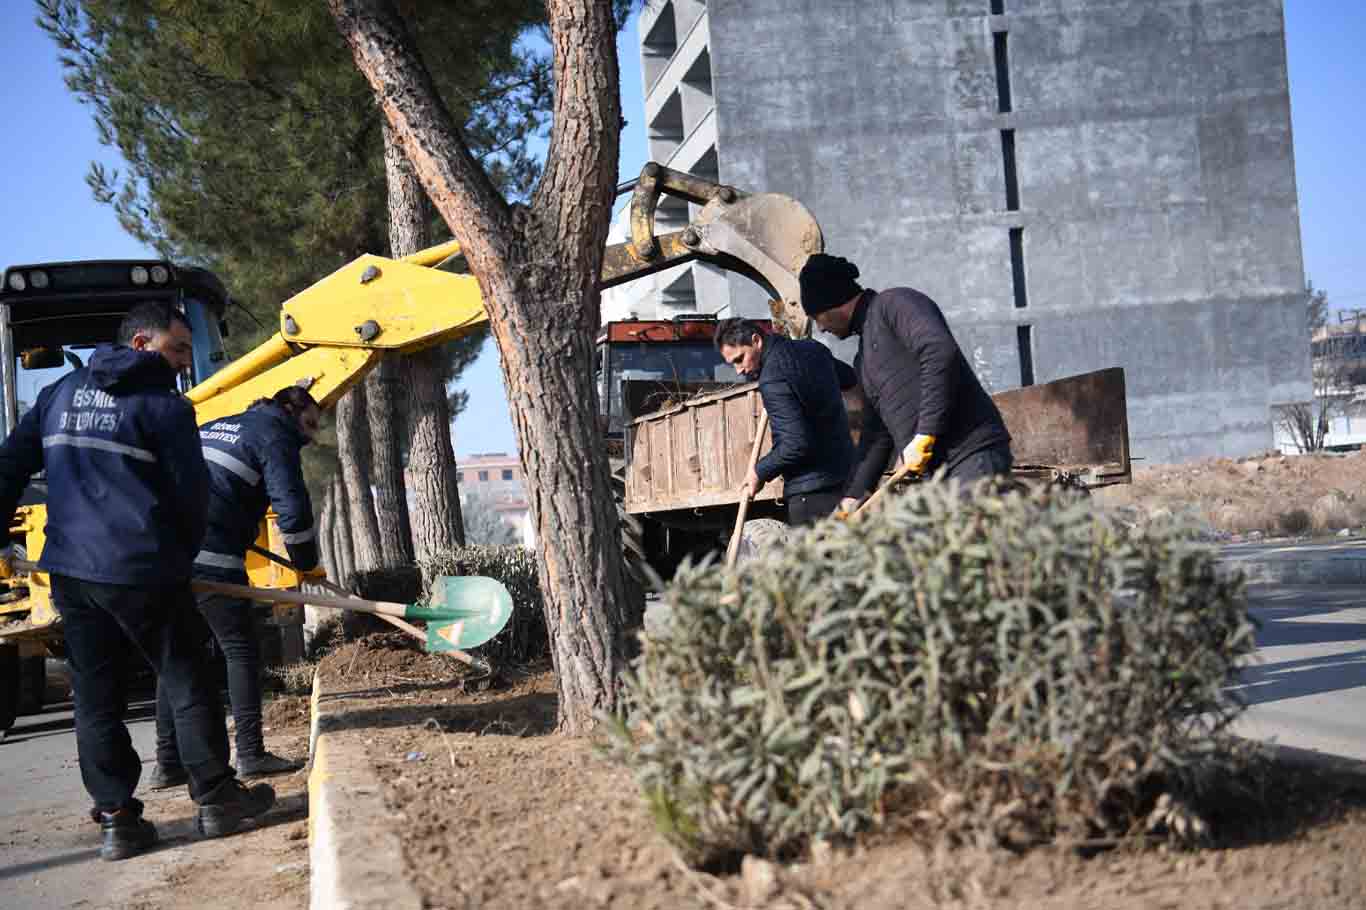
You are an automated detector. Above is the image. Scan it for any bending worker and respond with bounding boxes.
[716,318,856,525]
[795,254,1013,510]
[150,385,323,786]
[0,302,273,861]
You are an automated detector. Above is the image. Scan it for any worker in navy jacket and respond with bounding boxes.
[0,302,273,860]
[716,318,856,526]
[151,385,322,784]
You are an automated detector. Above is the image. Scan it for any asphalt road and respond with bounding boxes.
[0,688,162,909]
[1232,584,1366,761]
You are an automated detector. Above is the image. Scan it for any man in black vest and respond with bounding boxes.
[716,319,856,525]
[795,254,1013,512]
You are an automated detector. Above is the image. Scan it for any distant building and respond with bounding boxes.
[627,0,1310,462]
[1275,312,1366,453]
[454,452,533,547]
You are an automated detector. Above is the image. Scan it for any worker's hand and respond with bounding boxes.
[835,496,862,520]
[741,466,764,499]
[300,564,328,581]
[901,434,937,475]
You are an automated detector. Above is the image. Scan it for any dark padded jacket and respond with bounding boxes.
[845,288,1011,498]
[195,403,318,583]
[753,335,856,496]
[0,345,209,585]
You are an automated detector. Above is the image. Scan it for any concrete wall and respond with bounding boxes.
[705,0,1309,462]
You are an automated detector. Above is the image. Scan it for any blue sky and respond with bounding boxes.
[0,3,1361,458]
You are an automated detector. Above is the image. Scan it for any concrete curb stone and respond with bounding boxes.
[307,669,422,910]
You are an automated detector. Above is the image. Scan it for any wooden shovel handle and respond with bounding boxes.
[852,462,917,517]
[725,408,770,570]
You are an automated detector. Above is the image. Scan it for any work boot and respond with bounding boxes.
[194,778,276,839]
[236,750,304,779]
[93,806,158,861]
[146,763,188,791]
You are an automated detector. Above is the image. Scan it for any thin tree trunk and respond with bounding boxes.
[318,485,337,580]
[331,0,626,734]
[364,355,414,565]
[335,386,383,574]
[333,473,356,587]
[384,120,466,561]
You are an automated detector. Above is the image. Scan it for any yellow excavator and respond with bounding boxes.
[0,162,1132,729]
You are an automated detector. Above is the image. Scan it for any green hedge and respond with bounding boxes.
[607,480,1254,864]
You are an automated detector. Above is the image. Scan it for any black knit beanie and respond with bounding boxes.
[799,254,862,316]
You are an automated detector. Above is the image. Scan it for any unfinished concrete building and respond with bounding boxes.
[627,0,1310,461]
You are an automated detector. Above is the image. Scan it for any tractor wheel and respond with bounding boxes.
[16,653,45,716]
[0,643,20,733]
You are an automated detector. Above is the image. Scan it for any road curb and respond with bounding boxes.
[1219,545,1366,585]
[307,669,422,910]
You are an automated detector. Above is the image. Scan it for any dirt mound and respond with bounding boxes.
[317,630,480,688]
[1096,450,1366,537]
[262,694,309,730]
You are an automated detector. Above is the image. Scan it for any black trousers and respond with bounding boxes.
[945,444,1014,487]
[53,575,232,811]
[787,487,844,526]
[156,593,265,765]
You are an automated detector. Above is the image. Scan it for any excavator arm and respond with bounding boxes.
[188,163,825,424]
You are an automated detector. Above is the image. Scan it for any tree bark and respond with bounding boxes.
[334,384,384,574]
[363,356,414,565]
[384,120,466,562]
[333,473,356,587]
[330,0,626,734]
[317,485,337,579]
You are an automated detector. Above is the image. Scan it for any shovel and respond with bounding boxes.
[851,461,919,517]
[245,544,488,670]
[724,408,770,570]
[6,558,513,660]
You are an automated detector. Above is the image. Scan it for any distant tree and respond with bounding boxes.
[38,0,545,563]
[460,492,521,546]
[1276,281,1350,453]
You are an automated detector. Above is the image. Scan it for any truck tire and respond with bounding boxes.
[737,518,788,564]
[0,643,19,733]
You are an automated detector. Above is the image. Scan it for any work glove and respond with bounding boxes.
[0,545,13,579]
[901,434,937,475]
[300,564,329,581]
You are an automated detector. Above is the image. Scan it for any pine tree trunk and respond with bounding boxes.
[334,385,383,574]
[331,0,626,734]
[333,473,356,587]
[318,485,337,579]
[383,121,466,561]
[363,356,414,565]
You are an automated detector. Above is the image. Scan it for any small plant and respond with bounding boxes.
[607,480,1253,865]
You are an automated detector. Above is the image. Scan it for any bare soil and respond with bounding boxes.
[1096,449,1366,537]
[320,636,1366,910]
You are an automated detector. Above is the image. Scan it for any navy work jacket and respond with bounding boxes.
[0,345,209,585]
[753,334,856,496]
[195,403,318,582]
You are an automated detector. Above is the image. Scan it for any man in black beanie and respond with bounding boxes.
[797,253,1012,510]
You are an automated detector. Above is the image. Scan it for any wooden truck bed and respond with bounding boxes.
[623,367,1130,515]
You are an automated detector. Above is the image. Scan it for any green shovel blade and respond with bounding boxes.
[409,575,514,651]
